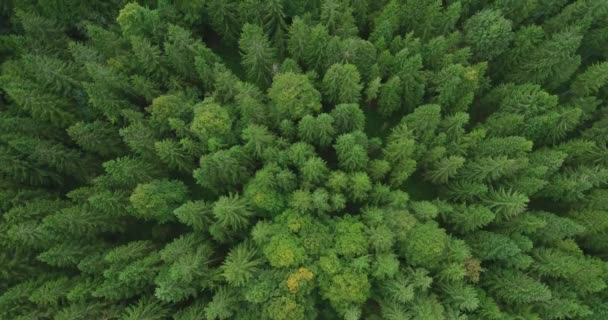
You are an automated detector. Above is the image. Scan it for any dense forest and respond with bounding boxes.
[1,0,608,319]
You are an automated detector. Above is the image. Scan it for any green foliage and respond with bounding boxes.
[155,235,214,302]
[221,242,262,286]
[331,103,365,134]
[335,132,369,172]
[67,121,124,157]
[322,63,363,104]
[288,18,331,72]
[212,193,253,231]
[121,296,169,320]
[481,188,529,220]
[400,222,448,268]
[2,1,608,319]
[205,286,239,320]
[442,204,496,233]
[206,0,241,43]
[464,9,514,61]
[268,72,322,120]
[129,179,188,223]
[297,113,336,147]
[321,269,371,312]
[348,172,372,202]
[335,216,368,256]
[117,3,162,39]
[486,269,552,304]
[154,139,197,172]
[242,124,276,158]
[263,233,306,268]
[378,76,403,117]
[300,156,329,187]
[571,61,608,97]
[239,23,276,88]
[500,27,583,88]
[193,146,252,193]
[174,200,213,231]
[426,155,465,183]
[190,100,232,143]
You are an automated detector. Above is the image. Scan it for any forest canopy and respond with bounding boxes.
[1,0,608,319]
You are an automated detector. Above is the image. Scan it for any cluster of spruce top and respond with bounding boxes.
[1,0,608,319]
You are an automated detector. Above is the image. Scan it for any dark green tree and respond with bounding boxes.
[239,23,276,88]
[464,9,514,61]
[322,63,363,104]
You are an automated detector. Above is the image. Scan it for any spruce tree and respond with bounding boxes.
[2,1,608,319]
[239,23,276,88]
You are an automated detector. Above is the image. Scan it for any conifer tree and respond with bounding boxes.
[239,23,276,88]
[499,27,582,88]
[2,1,608,319]
[287,19,331,72]
[268,72,322,120]
[193,147,252,194]
[335,132,369,172]
[331,103,365,134]
[206,0,242,43]
[322,63,363,105]
[378,76,402,117]
[570,61,608,97]
[464,9,514,61]
[263,0,288,56]
[129,179,188,223]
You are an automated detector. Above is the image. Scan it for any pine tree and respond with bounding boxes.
[190,99,232,144]
[501,27,582,88]
[570,61,608,97]
[205,286,239,320]
[67,121,125,158]
[400,222,447,269]
[268,72,322,120]
[442,204,496,233]
[116,3,163,40]
[426,156,465,184]
[213,193,254,231]
[401,0,461,41]
[154,139,197,173]
[331,103,365,134]
[206,0,242,43]
[300,156,329,187]
[321,0,358,37]
[239,23,276,88]
[481,188,529,220]
[2,1,608,319]
[335,132,369,172]
[297,113,336,148]
[287,18,334,72]
[155,234,214,302]
[393,49,425,112]
[193,146,252,194]
[431,62,487,113]
[1,54,83,127]
[322,63,363,105]
[485,269,552,304]
[340,38,377,81]
[458,156,525,182]
[263,0,288,56]
[121,296,170,320]
[348,172,372,202]
[129,179,188,223]
[464,9,514,61]
[221,242,262,287]
[166,24,220,86]
[378,76,402,117]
